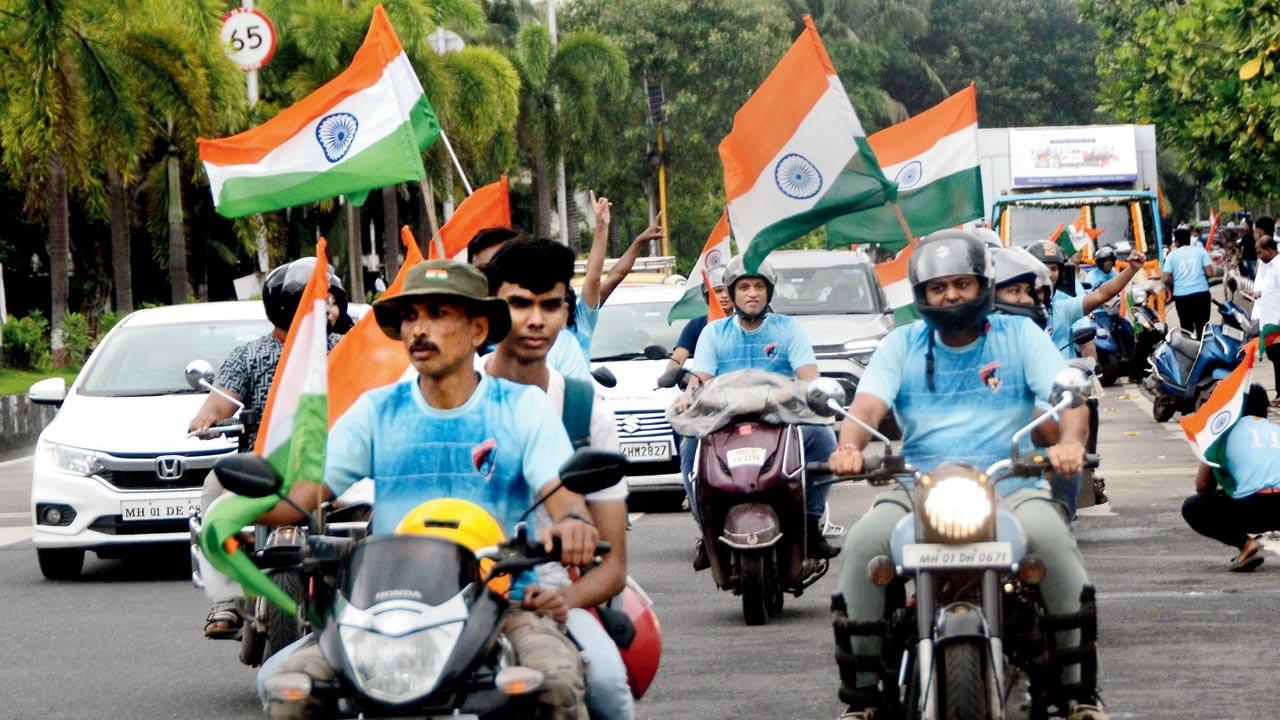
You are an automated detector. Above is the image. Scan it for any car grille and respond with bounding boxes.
[94,452,226,491]
[614,410,674,442]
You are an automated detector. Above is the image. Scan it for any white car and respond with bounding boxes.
[589,284,691,494]
[28,302,272,579]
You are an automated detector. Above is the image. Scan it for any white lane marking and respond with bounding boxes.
[0,512,30,520]
[1258,533,1280,558]
[1075,502,1116,517]
[628,513,645,523]
[0,455,33,468]
[0,526,32,547]
[1101,466,1199,477]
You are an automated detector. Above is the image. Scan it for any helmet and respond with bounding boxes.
[700,265,727,299]
[1093,246,1117,264]
[722,255,777,320]
[908,229,994,334]
[972,227,1004,248]
[263,258,344,330]
[606,580,662,700]
[1026,240,1067,268]
[991,247,1050,329]
[394,498,511,596]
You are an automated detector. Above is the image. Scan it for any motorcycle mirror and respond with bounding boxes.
[805,377,848,416]
[1072,325,1097,345]
[214,453,283,498]
[591,366,618,388]
[185,359,215,391]
[1049,368,1092,409]
[642,344,669,361]
[557,448,630,496]
[1226,276,1238,293]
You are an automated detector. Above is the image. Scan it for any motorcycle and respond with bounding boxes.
[1147,299,1255,423]
[207,448,655,718]
[1088,298,1135,388]
[668,370,834,626]
[809,371,1102,720]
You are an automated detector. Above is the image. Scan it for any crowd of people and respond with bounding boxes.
[182,199,1280,720]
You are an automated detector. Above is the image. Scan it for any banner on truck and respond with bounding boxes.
[1009,125,1138,188]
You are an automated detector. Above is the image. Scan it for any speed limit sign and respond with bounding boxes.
[220,7,276,71]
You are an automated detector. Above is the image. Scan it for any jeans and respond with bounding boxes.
[837,486,1090,688]
[566,608,634,720]
[678,434,700,524]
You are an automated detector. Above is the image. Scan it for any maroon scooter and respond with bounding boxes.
[681,372,831,625]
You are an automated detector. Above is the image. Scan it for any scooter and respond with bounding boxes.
[673,370,833,626]
[1089,298,1135,387]
[208,448,640,719]
[811,372,1103,720]
[1147,299,1255,422]
[1124,280,1167,383]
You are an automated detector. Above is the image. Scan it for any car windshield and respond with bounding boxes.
[78,320,272,397]
[1006,204,1139,251]
[771,265,879,315]
[590,300,688,360]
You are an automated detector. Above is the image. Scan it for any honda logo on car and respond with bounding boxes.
[155,456,185,480]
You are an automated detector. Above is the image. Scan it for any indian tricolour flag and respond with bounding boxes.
[199,6,440,218]
[719,16,895,271]
[668,210,732,323]
[828,84,982,251]
[1180,339,1259,477]
[875,242,921,324]
[199,241,334,615]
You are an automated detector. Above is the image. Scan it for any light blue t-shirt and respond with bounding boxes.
[325,374,573,536]
[1085,267,1116,317]
[548,329,591,381]
[856,315,1067,495]
[1165,245,1212,296]
[691,313,817,377]
[1221,417,1280,498]
[570,295,601,358]
[1049,291,1086,359]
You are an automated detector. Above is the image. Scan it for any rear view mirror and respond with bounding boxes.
[557,449,629,496]
[642,344,669,361]
[805,377,848,416]
[591,366,617,388]
[1226,276,1238,293]
[185,359,215,391]
[1049,368,1092,409]
[214,453,283,498]
[28,377,67,406]
[1072,325,1097,345]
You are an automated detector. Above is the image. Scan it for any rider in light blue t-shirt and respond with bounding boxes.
[1028,240,1146,358]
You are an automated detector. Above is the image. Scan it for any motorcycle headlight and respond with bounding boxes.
[919,470,993,543]
[1132,288,1148,305]
[339,622,458,705]
[36,440,103,476]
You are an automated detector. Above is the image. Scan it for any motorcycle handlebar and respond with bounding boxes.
[1009,453,1100,477]
[806,452,885,482]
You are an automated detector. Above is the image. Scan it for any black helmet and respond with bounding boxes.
[263,258,344,330]
[909,230,994,334]
[991,247,1049,329]
[1026,240,1067,268]
[723,255,777,320]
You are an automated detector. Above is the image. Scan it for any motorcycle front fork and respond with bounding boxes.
[911,570,1006,720]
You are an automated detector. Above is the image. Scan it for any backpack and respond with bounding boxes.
[561,376,595,450]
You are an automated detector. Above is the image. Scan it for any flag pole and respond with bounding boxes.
[439,130,474,197]
[891,202,915,246]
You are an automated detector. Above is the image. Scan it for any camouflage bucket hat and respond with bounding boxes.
[371,260,511,344]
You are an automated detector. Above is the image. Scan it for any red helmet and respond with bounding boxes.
[591,578,662,699]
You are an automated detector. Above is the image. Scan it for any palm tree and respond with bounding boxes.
[507,22,626,239]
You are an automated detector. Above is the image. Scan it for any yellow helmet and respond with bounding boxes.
[394,499,511,596]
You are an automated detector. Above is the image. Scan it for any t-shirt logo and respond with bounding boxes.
[764,342,779,360]
[471,438,497,480]
[979,360,1002,392]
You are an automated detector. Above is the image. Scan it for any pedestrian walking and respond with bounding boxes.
[1163,227,1213,338]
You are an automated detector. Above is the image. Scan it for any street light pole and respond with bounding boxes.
[243,0,269,275]
[548,0,569,246]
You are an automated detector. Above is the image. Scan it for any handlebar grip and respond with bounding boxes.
[806,453,884,478]
[656,366,684,389]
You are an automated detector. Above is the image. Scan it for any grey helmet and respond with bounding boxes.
[972,227,1004,249]
[723,254,778,320]
[701,264,727,300]
[1093,245,1117,266]
[908,229,995,334]
[991,246,1050,329]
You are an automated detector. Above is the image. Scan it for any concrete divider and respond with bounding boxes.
[0,394,57,453]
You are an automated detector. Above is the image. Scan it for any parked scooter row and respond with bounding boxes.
[1147,299,1256,422]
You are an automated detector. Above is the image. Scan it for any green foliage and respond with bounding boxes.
[3,312,52,371]
[96,311,125,339]
[0,367,78,396]
[1085,0,1275,199]
[60,312,92,366]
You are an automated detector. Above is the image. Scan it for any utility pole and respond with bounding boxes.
[548,0,569,245]
[243,0,270,275]
[646,77,671,256]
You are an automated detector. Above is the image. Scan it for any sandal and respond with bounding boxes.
[1229,553,1264,572]
[204,598,243,639]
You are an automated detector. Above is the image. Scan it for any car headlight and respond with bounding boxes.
[36,440,103,476]
[920,471,993,543]
[841,339,879,366]
[339,623,454,705]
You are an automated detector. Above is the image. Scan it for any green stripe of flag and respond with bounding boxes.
[827,167,983,252]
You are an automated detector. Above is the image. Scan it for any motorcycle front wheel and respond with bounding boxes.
[263,569,305,660]
[739,553,770,626]
[942,639,990,720]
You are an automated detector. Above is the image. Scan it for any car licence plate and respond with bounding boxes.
[120,498,198,522]
[620,441,672,462]
[902,541,1013,570]
[1223,325,1245,341]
